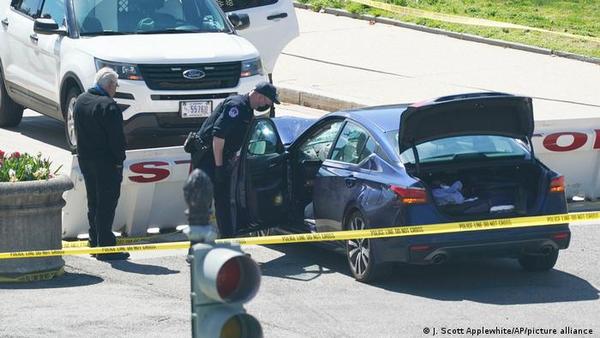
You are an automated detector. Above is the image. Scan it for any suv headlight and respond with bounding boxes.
[240,57,264,78]
[95,59,143,81]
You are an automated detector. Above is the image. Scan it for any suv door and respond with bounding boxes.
[34,0,66,117]
[4,0,43,94]
[219,0,299,74]
[235,117,288,233]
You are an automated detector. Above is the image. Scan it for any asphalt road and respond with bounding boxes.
[1,107,599,337]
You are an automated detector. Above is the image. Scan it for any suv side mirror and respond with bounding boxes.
[34,18,67,36]
[228,13,250,30]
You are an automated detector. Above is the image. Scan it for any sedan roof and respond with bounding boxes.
[328,104,409,133]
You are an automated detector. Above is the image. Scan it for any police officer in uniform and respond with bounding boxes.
[189,82,279,238]
[74,67,129,261]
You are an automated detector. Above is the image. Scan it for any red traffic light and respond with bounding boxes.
[218,258,242,300]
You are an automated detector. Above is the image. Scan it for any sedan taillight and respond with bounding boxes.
[390,185,428,204]
[549,176,565,193]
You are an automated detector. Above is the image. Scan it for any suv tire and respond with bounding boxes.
[63,87,81,152]
[0,68,24,127]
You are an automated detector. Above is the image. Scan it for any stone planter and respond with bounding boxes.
[0,175,73,282]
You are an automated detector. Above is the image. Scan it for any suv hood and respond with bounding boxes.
[398,94,534,153]
[75,33,258,64]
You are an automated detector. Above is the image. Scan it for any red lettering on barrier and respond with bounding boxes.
[543,132,587,152]
[594,130,600,149]
[129,162,170,183]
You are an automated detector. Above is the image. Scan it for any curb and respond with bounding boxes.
[294,3,600,65]
[279,85,367,112]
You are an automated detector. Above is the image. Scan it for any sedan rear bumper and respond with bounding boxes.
[373,224,570,264]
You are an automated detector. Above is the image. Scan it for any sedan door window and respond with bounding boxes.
[330,122,372,164]
[297,120,343,162]
[247,119,279,156]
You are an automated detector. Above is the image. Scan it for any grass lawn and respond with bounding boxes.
[299,0,600,59]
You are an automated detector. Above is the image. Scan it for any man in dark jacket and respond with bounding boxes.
[74,67,129,261]
[191,82,279,238]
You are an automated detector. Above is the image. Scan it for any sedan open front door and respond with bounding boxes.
[235,118,289,234]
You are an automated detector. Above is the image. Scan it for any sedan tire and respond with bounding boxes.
[518,249,559,272]
[345,211,382,283]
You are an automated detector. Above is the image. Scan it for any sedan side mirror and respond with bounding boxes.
[228,13,250,30]
[34,18,67,36]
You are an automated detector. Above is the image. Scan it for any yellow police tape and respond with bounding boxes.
[0,211,596,260]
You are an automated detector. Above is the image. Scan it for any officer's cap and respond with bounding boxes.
[254,82,280,104]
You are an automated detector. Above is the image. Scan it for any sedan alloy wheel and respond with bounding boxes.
[346,211,380,282]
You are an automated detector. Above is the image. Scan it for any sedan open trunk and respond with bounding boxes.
[414,160,550,217]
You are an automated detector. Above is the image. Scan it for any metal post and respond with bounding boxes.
[184,169,216,336]
[183,169,218,244]
[184,169,263,338]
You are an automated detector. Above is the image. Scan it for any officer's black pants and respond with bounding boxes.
[196,154,235,238]
[79,159,122,247]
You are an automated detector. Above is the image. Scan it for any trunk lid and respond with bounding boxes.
[398,93,534,153]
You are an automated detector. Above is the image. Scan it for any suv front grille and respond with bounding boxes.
[139,62,241,90]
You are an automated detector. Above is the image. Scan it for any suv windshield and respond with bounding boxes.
[387,131,530,164]
[74,0,231,36]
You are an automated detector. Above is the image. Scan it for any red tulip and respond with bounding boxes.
[10,152,20,159]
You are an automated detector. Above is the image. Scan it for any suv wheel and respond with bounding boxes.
[518,249,559,272]
[63,87,81,152]
[345,211,382,283]
[0,69,24,127]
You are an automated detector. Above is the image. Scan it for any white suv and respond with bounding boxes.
[0,0,298,150]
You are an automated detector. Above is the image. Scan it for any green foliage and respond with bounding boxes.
[307,0,600,58]
[0,150,61,183]
[346,2,368,14]
[390,0,408,6]
[309,0,329,11]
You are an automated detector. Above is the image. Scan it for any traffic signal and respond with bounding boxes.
[190,242,262,338]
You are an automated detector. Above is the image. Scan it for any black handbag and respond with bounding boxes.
[185,132,211,169]
[183,131,201,153]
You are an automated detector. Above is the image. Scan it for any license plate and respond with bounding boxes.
[180,101,212,118]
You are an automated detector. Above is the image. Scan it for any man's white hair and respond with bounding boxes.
[95,67,119,89]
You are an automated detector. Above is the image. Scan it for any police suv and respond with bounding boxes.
[0,0,298,150]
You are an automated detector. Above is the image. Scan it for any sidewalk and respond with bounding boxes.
[273,8,600,120]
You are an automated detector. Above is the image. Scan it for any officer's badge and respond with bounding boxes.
[228,107,239,118]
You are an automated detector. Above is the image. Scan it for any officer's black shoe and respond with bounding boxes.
[96,252,130,261]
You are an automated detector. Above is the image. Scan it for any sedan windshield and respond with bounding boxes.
[386,131,530,164]
[74,0,231,36]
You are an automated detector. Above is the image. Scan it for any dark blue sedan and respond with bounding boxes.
[232,92,571,282]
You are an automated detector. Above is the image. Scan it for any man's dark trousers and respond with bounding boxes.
[196,153,235,238]
[79,159,122,247]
